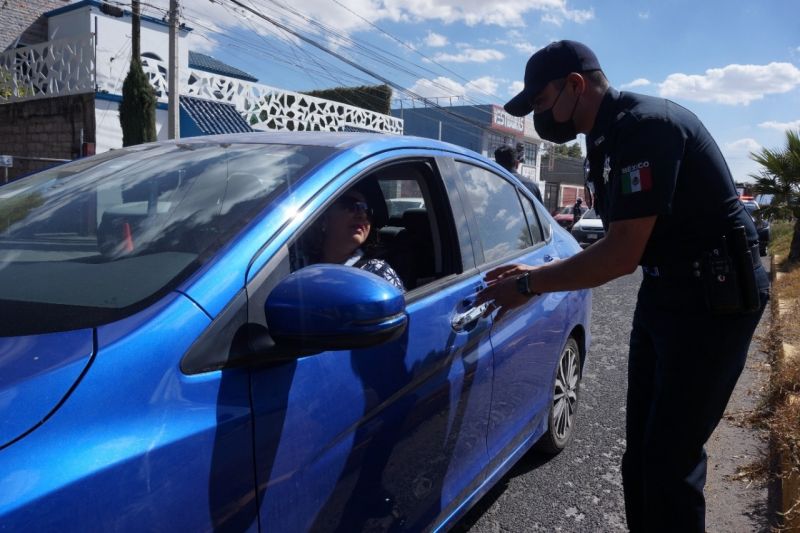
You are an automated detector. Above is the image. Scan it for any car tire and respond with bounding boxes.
[536,336,581,454]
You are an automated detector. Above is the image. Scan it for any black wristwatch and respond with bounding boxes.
[516,272,534,296]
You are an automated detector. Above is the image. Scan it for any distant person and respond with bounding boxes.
[494,145,543,203]
[571,197,583,223]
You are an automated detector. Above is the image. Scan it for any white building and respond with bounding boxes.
[0,0,402,159]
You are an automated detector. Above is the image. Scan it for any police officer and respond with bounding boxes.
[494,144,544,203]
[477,40,769,532]
[571,197,584,226]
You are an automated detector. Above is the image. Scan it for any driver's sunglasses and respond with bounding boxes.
[335,196,373,218]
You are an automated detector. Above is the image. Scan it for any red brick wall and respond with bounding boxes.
[0,0,69,51]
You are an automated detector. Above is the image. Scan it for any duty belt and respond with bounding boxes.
[641,244,761,279]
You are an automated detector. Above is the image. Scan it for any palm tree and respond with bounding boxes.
[750,129,800,262]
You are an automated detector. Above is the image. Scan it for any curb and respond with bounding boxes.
[771,254,800,531]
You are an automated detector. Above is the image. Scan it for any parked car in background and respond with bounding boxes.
[571,208,605,247]
[0,132,591,532]
[553,205,587,230]
[743,200,770,256]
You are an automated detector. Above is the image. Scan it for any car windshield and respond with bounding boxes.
[581,208,599,219]
[0,142,334,335]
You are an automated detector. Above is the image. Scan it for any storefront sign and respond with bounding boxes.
[492,106,525,134]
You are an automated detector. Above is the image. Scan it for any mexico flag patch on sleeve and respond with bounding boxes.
[621,161,652,194]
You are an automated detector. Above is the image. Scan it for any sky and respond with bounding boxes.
[140,0,800,183]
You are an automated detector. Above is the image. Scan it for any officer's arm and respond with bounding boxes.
[477,215,656,310]
[528,215,657,292]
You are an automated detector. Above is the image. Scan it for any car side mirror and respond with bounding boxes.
[265,264,407,354]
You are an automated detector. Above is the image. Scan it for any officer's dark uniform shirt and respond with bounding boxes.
[586,88,758,266]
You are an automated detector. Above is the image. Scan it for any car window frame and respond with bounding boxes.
[246,152,482,310]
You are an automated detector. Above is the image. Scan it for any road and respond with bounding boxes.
[456,262,772,532]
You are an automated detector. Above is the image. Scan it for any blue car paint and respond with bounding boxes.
[0,293,259,531]
[485,245,569,460]
[0,330,94,447]
[251,273,495,531]
[0,132,592,531]
[266,264,405,339]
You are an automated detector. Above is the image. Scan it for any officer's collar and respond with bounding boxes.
[587,87,621,151]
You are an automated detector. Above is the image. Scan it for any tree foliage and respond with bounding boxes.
[751,129,800,261]
[543,143,583,159]
[303,84,393,115]
[118,58,156,147]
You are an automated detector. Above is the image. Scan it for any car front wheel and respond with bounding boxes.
[537,336,581,454]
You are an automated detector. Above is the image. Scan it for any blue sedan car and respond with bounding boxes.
[0,133,590,531]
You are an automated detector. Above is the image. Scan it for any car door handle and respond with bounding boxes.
[451,303,490,332]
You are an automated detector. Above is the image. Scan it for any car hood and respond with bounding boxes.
[574,219,604,230]
[0,329,94,448]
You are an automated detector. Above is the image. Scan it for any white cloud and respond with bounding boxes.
[509,80,525,96]
[638,11,650,19]
[295,0,593,29]
[433,48,505,63]
[465,76,499,96]
[514,42,537,55]
[424,31,448,48]
[724,138,762,155]
[409,77,466,99]
[723,139,763,181]
[759,119,800,132]
[621,78,651,89]
[408,75,501,100]
[659,62,800,105]
[542,6,594,26]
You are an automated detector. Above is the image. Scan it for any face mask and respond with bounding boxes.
[533,84,580,144]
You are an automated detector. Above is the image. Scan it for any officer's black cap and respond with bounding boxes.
[504,40,602,117]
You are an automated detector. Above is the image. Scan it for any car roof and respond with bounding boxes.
[171,131,479,158]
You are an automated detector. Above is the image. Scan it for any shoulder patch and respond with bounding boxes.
[620,161,652,194]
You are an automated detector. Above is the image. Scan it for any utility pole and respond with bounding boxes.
[168,0,180,139]
[131,0,140,60]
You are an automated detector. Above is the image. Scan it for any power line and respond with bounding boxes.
[112,0,548,150]
[222,0,508,135]
[326,0,504,104]
[240,0,500,117]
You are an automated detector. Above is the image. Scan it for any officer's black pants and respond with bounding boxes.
[622,265,769,533]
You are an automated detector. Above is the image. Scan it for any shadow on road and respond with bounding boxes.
[452,450,558,531]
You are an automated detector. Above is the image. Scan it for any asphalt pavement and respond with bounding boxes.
[456,261,772,532]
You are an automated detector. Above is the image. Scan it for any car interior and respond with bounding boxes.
[290,161,455,292]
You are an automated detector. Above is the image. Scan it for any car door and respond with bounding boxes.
[245,153,495,532]
[452,161,569,464]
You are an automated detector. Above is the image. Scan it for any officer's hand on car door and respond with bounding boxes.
[477,263,540,321]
